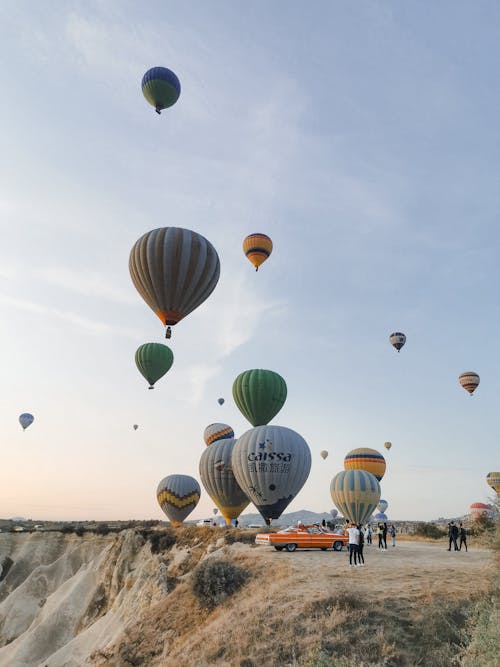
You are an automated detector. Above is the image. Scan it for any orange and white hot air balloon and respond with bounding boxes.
[459,372,480,395]
[243,233,273,271]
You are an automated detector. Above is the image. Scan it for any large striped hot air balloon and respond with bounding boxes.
[203,423,234,446]
[129,227,220,339]
[156,475,201,526]
[344,448,386,482]
[389,332,406,352]
[199,438,250,525]
[330,469,381,525]
[243,233,273,271]
[232,369,287,427]
[142,67,181,114]
[135,343,174,389]
[459,372,480,395]
[232,425,311,525]
[486,472,500,494]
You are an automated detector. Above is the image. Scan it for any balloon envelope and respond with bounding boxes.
[218,398,225,405]
[344,448,386,482]
[243,233,273,271]
[486,472,500,494]
[459,372,480,395]
[142,67,180,113]
[374,512,388,521]
[320,450,328,460]
[156,475,201,525]
[330,469,381,525]
[19,413,34,430]
[232,425,311,525]
[389,332,406,352]
[330,509,338,519]
[199,438,250,524]
[213,508,218,515]
[135,343,174,388]
[377,500,388,513]
[232,369,287,427]
[129,227,220,335]
[204,423,234,446]
[133,424,139,431]
[384,442,392,451]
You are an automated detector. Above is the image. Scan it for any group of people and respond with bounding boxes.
[345,521,397,566]
[447,521,467,552]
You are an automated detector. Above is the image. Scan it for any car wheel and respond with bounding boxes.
[285,543,297,552]
[333,541,343,551]
[320,547,327,551]
[274,546,283,551]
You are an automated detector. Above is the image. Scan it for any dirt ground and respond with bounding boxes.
[261,539,493,601]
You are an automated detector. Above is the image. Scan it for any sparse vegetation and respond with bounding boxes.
[413,522,446,539]
[145,530,176,554]
[191,558,249,609]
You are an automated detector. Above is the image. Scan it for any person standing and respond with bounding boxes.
[382,522,388,550]
[357,524,365,565]
[377,524,384,549]
[450,522,459,551]
[458,522,467,552]
[447,523,453,550]
[366,525,372,545]
[346,522,360,566]
[390,525,396,547]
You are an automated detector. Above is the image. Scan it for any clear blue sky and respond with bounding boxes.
[0,1,498,521]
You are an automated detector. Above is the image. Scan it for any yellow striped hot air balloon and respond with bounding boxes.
[486,472,500,494]
[344,448,386,482]
[330,470,381,525]
[243,233,273,271]
[156,474,201,526]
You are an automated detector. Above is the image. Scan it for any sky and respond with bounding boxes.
[0,1,498,522]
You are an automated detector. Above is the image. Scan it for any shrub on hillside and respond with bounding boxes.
[224,529,259,545]
[95,523,110,535]
[191,558,249,609]
[75,526,85,537]
[413,522,446,539]
[147,531,176,554]
[60,524,74,534]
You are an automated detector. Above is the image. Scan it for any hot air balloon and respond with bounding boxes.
[374,512,388,521]
[218,398,225,406]
[204,423,235,446]
[19,413,34,430]
[330,470,381,525]
[470,502,491,521]
[459,372,480,395]
[129,227,220,339]
[344,448,386,482]
[330,509,338,519]
[213,508,218,516]
[389,332,406,352]
[232,425,311,525]
[320,450,329,460]
[232,369,287,427]
[199,438,250,525]
[243,233,273,271]
[135,343,174,389]
[141,67,180,114]
[377,499,388,513]
[486,472,500,494]
[133,424,139,431]
[384,442,392,451]
[156,475,200,526]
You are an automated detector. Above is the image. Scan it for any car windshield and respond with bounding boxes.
[307,527,323,534]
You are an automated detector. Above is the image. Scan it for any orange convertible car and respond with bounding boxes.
[255,524,348,552]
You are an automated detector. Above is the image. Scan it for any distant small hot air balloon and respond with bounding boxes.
[142,67,181,114]
[203,423,234,446]
[344,448,386,482]
[213,508,218,516]
[19,413,34,430]
[470,502,491,521]
[243,233,273,271]
[486,472,500,494]
[156,474,201,526]
[135,343,174,389]
[320,450,329,460]
[218,398,225,406]
[330,509,338,519]
[389,332,406,352]
[459,372,480,395]
[378,500,388,513]
[133,424,139,431]
[384,442,392,451]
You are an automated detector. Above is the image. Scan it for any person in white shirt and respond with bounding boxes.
[345,522,360,566]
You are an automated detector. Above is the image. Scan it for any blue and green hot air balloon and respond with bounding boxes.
[142,67,181,114]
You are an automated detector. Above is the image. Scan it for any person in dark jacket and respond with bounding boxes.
[448,522,459,551]
[382,522,388,550]
[357,524,365,565]
[458,522,467,552]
